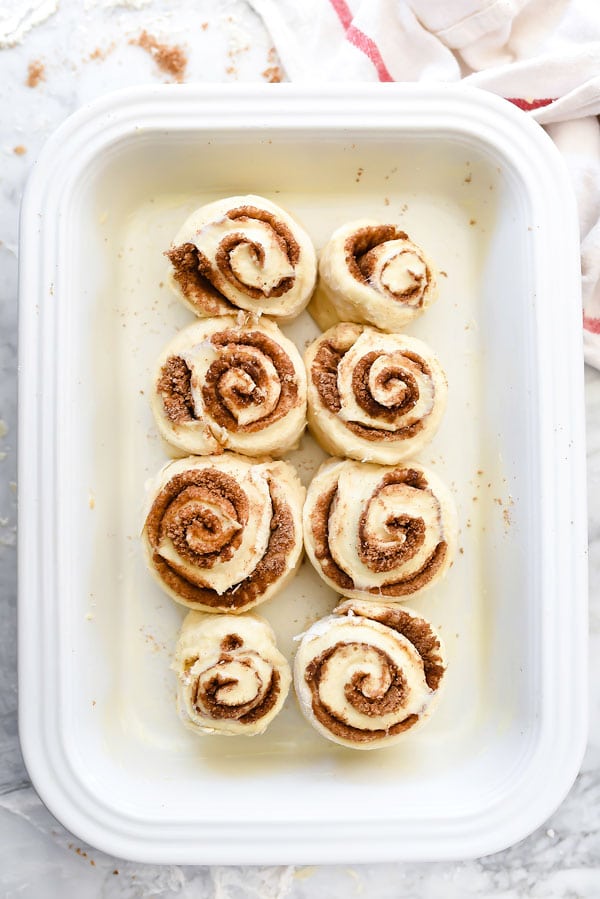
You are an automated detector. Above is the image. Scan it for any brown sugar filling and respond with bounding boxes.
[310,468,447,595]
[193,659,280,723]
[311,340,428,441]
[343,224,432,304]
[158,356,195,424]
[145,470,296,610]
[305,642,418,742]
[166,243,228,315]
[338,603,446,691]
[202,329,299,432]
[167,205,301,310]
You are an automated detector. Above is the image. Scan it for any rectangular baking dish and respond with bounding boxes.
[18,84,587,863]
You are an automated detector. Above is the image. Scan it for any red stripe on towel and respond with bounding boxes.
[328,0,395,82]
[506,97,556,111]
[584,314,600,335]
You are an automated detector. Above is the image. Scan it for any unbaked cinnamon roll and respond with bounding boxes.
[152,316,307,457]
[304,458,456,601]
[174,611,291,736]
[142,454,305,613]
[294,599,446,749]
[313,220,437,332]
[306,323,447,464]
[166,195,317,321]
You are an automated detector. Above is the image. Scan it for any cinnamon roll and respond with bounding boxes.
[166,195,317,321]
[306,323,447,463]
[303,458,456,601]
[142,454,305,613]
[174,611,291,736]
[294,599,446,749]
[313,220,437,332]
[152,316,307,457]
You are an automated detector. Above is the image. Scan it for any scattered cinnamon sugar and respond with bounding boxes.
[469,219,477,226]
[464,173,472,184]
[130,31,187,82]
[26,60,45,88]
[89,44,114,62]
[13,145,26,156]
[201,22,209,30]
[262,65,282,83]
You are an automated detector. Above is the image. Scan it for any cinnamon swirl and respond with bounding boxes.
[313,220,437,331]
[294,599,446,749]
[142,454,305,613]
[306,322,447,463]
[166,195,317,321]
[152,316,307,457]
[174,611,291,736]
[303,458,456,601]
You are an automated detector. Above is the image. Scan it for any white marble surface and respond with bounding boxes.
[1,1,599,896]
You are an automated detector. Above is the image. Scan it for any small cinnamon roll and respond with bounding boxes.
[142,454,305,613]
[303,458,456,602]
[166,195,317,321]
[294,600,446,749]
[152,316,307,457]
[305,322,447,463]
[313,220,437,331]
[174,611,291,736]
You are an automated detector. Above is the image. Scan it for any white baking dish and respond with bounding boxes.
[18,84,587,864]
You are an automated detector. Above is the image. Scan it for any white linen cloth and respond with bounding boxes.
[248,0,600,367]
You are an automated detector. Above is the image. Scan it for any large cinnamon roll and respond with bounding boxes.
[313,220,437,332]
[304,458,456,601]
[166,195,317,321]
[174,611,291,736]
[142,454,305,613]
[152,316,307,457]
[305,323,447,464]
[294,599,446,749]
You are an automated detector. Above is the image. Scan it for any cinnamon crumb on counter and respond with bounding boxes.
[130,31,187,82]
[89,44,114,62]
[201,22,209,30]
[26,60,45,88]
[13,145,26,155]
[262,65,282,83]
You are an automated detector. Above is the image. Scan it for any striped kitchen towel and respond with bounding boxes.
[248,0,600,367]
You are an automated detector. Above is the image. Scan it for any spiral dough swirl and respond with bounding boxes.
[142,454,305,613]
[174,611,291,736]
[166,195,317,321]
[152,316,307,457]
[306,322,447,464]
[303,458,457,601]
[294,600,446,749]
[313,219,437,332]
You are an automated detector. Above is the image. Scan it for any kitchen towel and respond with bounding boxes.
[248,0,600,367]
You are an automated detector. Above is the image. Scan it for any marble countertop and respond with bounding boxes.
[1,2,599,896]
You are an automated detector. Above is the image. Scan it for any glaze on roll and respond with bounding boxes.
[303,458,456,601]
[294,600,446,749]
[166,195,317,321]
[142,454,305,613]
[152,316,307,457]
[174,611,291,736]
[305,322,447,464]
[313,219,437,332]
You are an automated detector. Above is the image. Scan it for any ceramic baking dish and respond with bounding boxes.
[18,84,587,864]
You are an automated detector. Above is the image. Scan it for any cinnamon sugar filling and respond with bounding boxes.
[311,340,428,441]
[305,642,417,742]
[193,665,281,723]
[343,225,431,303]
[145,470,296,609]
[158,356,195,424]
[166,243,226,314]
[310,469,447,595]
[202,329,299,432]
